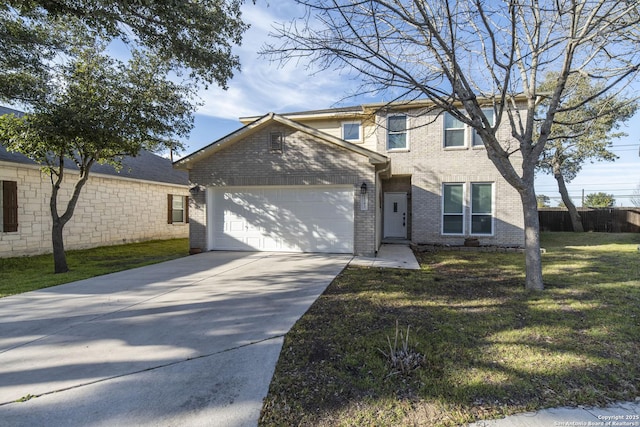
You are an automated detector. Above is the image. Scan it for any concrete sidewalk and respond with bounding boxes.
[0,251,352,426]
[466,399,640,426]
[349,244,420,269]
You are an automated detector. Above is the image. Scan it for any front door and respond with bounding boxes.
[384,192,407,238]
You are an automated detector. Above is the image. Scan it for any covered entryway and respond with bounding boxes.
[208,186,354,253]
[384,192,408,238]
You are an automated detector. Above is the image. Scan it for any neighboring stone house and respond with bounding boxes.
[0,106,189,257]
[174,100,525,257]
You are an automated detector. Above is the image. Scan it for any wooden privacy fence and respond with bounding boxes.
[539,208,640,232]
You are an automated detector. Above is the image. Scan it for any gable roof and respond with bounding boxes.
[0,106,188,186]
[174,112,388,170]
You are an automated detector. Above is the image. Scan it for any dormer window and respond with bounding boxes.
[342,121,361,142]
[270,132,283,152]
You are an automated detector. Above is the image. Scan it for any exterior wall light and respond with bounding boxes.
[360,182,367,194]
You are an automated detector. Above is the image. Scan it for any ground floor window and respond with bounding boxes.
[442,182,494,235]
[471,183,494,235]
[168,194,189,224]
[442,183,464,234]
[1,180,18,232]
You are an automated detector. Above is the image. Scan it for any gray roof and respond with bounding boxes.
[0,107,188,186]
[0,106,25,117]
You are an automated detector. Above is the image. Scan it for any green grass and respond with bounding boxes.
[260,232,640,426]
[0,238,189,298]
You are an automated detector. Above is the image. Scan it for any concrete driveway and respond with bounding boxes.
[0,251,351,426]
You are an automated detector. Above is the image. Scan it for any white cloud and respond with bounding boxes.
[196,1,359,120]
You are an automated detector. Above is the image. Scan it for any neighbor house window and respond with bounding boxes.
[342,122,361,142]
[472,108,495,147]
[1,180,18,232]
[167,194,189,224]
[471,183,493,234]
[387,115,407,150]
[444,112,466,147]
[442,183,464,234]
[270,132,284,152]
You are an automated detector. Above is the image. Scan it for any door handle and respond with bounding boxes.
[403,212,406,227]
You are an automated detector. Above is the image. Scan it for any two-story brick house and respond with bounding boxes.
[174,100,524,257]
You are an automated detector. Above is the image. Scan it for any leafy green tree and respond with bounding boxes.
[537,73,637,232]
[1,0,248,103]
[584,192,615,208]
[265,1,640,290]
[0,42,196,273]
[536,195,551,208]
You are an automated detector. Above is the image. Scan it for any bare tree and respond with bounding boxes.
[263,0,640,290]
[537,72,637,232]
[630,183,640,207]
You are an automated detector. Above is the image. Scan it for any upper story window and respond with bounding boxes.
[472,108,495,147]
[270,132,284,152]
[387,115,407,150]
[444,112,465,148]
[342,121,361,142]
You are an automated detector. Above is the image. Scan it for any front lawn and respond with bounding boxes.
[0,238,189,298]
[260,232,640,426]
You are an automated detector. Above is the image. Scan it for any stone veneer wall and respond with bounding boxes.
[0,162,189,257]
[187,123,379,256]
[374,108,525,247]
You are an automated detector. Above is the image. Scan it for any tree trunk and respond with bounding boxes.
[554,170,584,232]
[48,157,92,274]
[520,187,544,291]
[52,218,68,273]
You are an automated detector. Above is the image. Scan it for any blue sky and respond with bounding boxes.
[179,1,640,207]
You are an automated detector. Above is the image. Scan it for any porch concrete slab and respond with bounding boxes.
[350,244,420,269]
[0,251,351,426]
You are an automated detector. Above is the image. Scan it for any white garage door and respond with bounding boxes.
[208,186,354,253]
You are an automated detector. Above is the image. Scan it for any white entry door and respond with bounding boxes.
[208,186,354,253]
[384,192,407,238]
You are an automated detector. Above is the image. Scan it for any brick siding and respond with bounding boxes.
[187,123,378,256]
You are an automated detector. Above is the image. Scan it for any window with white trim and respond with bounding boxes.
[472,109,495,147]
[442,182,494,236]
[442,183,464,234]
[342,121,361,142]
[444,112,466,148]
[168,194,189,224]
[387,115,407,150]
[471,183,493,234]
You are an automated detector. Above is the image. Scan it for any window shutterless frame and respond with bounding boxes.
[442,183,465,235]
[471,182,494,235]
[472,109,495,147]
[342,121,361,142]
[387,115,408,151]
[444,112,466,148]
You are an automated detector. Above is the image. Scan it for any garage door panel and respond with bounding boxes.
[210,186,354,253]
